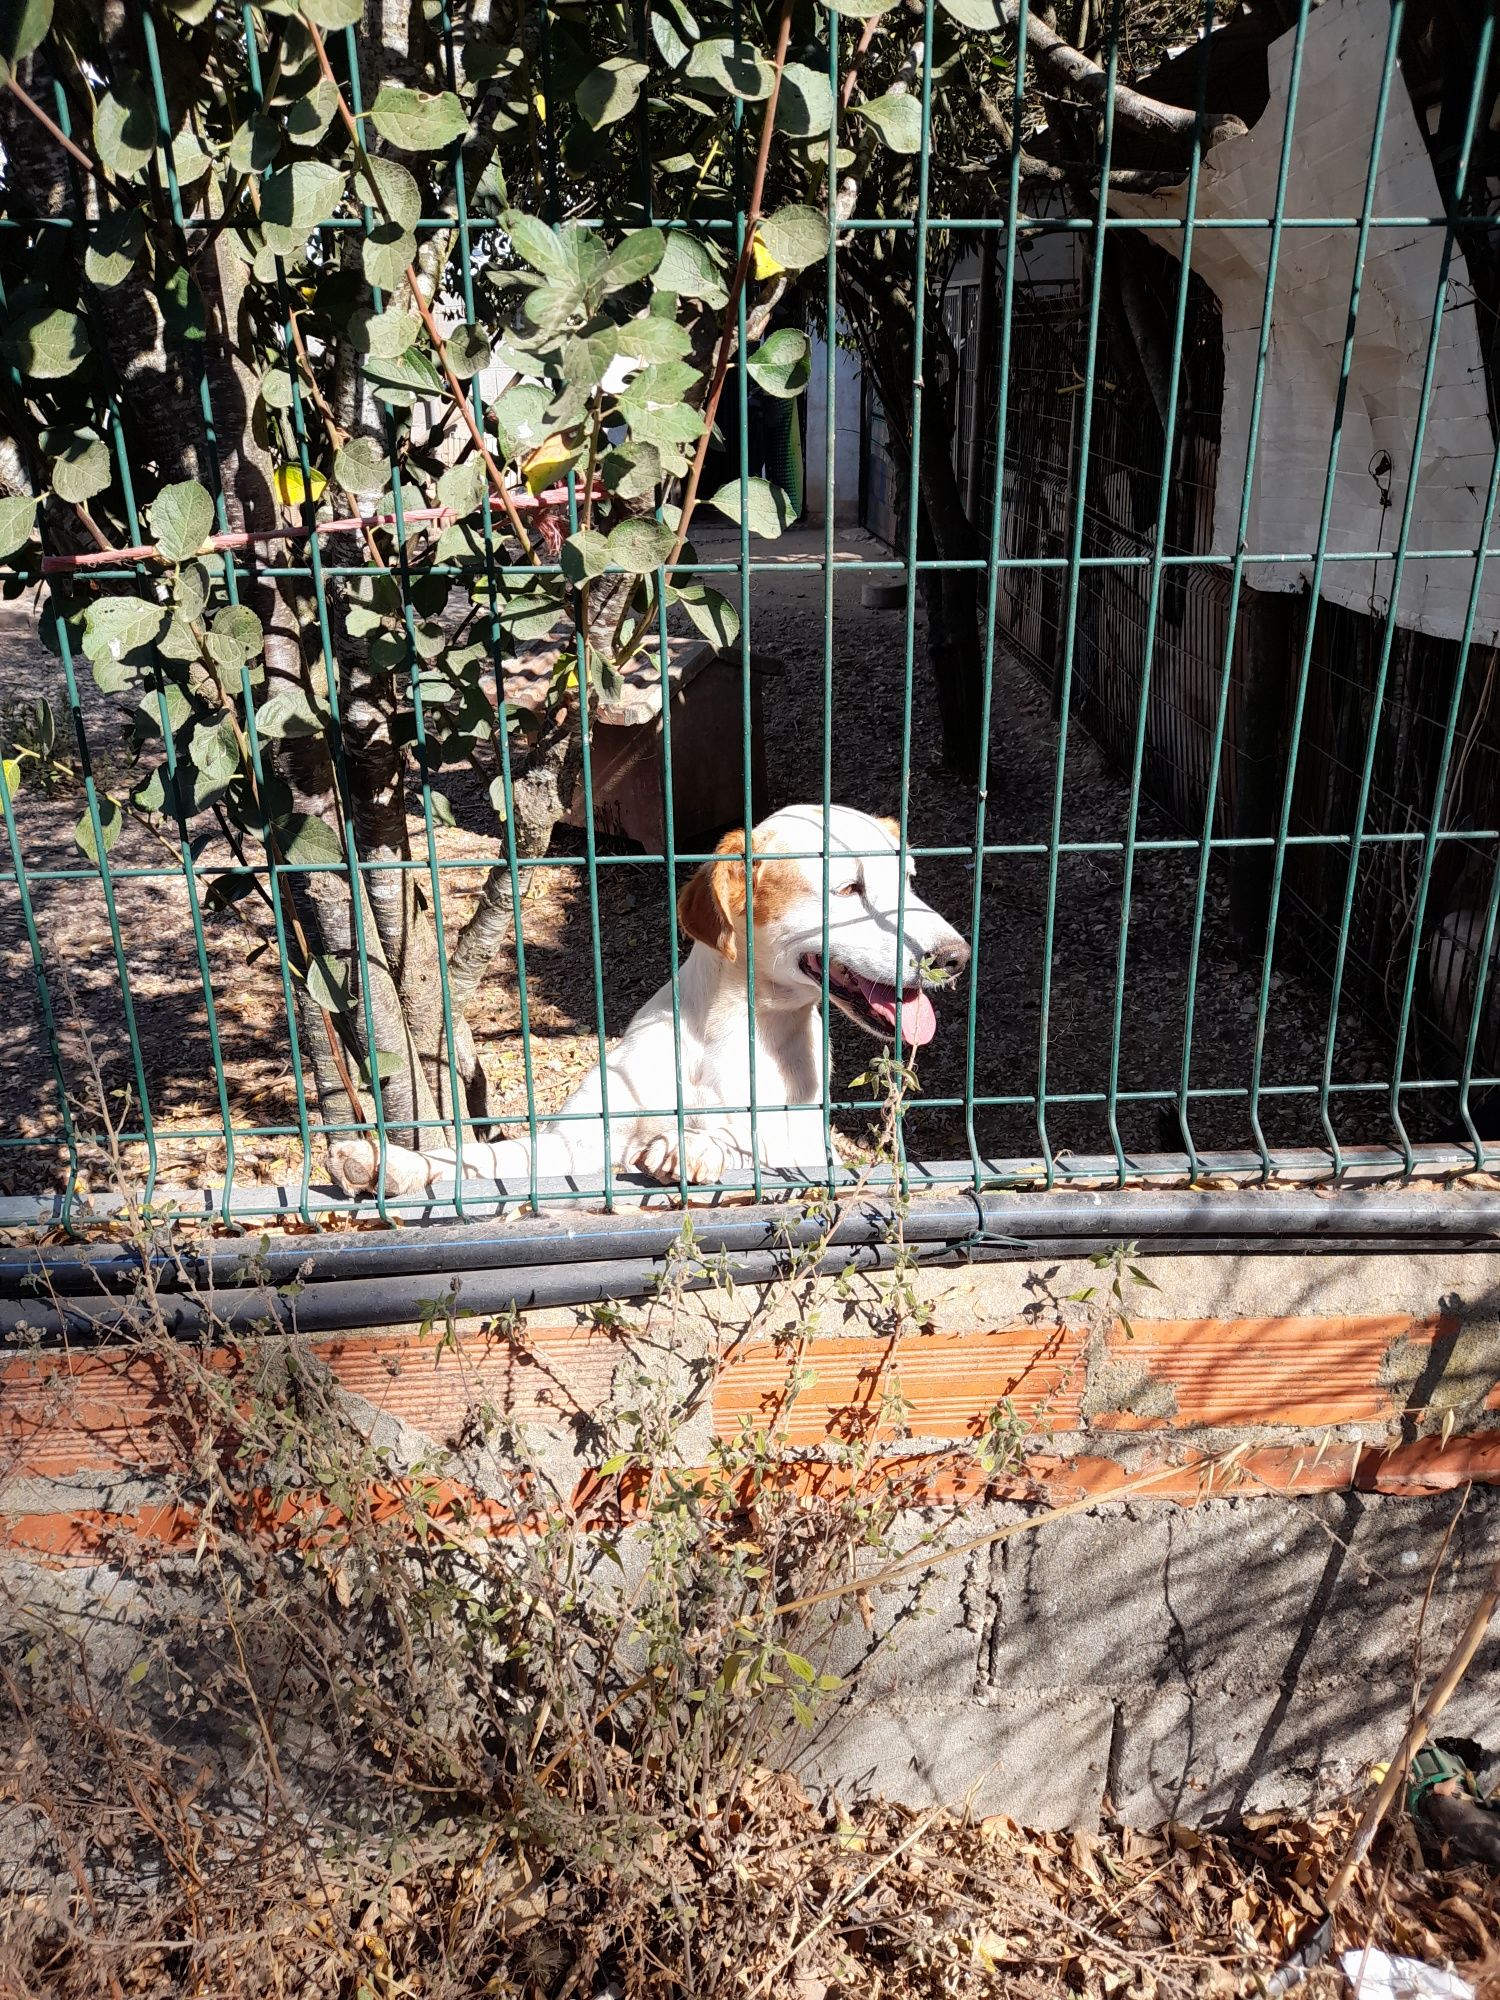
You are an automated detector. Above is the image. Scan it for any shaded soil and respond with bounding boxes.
[0,529,1417,1200]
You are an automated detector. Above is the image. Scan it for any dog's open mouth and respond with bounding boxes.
[800,953,938,1048]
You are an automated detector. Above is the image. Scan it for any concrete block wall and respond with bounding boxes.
[4,1247,1499,1826]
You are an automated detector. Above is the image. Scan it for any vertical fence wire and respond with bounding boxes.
[963,1,1030,1190]
[1102,4,1215,1186]
[1244,1,1404,1177]
[1175,0,1312,1180]
[891,0,939,1190]
[1034,0,1123,1186]
[1313,3,1498,1176]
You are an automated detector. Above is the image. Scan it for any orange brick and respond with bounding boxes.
[0,1324,619,1481]
[713,1325,1085,1447]
[1088,1315,1452,1431]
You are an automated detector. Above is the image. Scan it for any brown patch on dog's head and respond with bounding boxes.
[875,815,901,844]
[677,827,808,961]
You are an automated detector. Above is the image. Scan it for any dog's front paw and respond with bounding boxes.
[326,1138,435,1198]
[632,1126,752,1187]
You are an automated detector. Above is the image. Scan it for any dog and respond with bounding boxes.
[328,803,970,1199]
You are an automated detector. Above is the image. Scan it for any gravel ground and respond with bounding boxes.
[0,528,1405,1200]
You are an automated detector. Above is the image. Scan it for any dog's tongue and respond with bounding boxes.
[849,972,937,1048]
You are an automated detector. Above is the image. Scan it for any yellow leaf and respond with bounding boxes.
[0,757,19,798]
[274,464,327,506]
[751,235,785,280]
[521,435,578,496]
[533,92,547,120]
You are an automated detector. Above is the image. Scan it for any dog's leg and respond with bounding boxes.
[326,1134,532,1198]
[630,1121,756,1188]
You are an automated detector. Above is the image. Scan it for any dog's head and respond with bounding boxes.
[676,804,969,1048]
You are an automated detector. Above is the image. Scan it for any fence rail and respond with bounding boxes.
[1,0,1499,1227]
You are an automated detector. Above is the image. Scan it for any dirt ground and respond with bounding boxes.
[0,527,1407,1200]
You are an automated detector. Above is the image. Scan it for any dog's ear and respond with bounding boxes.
[875,815,901,843]
[677,828,748,960]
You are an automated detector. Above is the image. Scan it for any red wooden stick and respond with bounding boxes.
[36,484,600,575]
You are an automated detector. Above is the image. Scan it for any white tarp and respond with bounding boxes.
[1112,0,1499,644]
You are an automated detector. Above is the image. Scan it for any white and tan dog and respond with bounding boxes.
[328,803,969,1198]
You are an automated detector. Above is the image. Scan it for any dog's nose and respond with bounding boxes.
[925,937,971,980]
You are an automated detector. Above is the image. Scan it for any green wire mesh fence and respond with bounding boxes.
[0,0,1498,1226]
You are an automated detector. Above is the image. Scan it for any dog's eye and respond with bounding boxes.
[836,879,863,899]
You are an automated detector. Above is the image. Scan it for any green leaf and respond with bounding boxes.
[589,649,624,707]
[228,114,280,175]
[304,952,351,1012]
[445,322,491,378]
[491,381,552,460]
[259,368,295,413]
[172,129,210,184]
[560,527,609,583]
[746,327,811,400]
[364,345,442,407]
[936,0,1002,25]
[0,496,39,560]
[758,205,828,273]
[854,89,923,152]
[189,714,241,792]
[284,77,339,146]
[81,595,168,663]
[599,441,662,503]
[651,9,690,67]
[357,155,419,231]
[684,37,773,100]
[94,77,156,180]
[147,480,215,564]
[437,457,488,518]
[161,263,205,346]
[576,56,649,129]
[130,765,166,813]
[504,212,566,278]
[334,435,388,496]
[605,516,673,573]
[261,159,347,255]
[674,582,740,650]
[45,427,112,503]
[160,613,200,663]
[174,562,210,625]
[348,305,420,358]
[814,0,897,16]
[214,604,264,659]
[2,307,89,380]
[356,1048,406,1087]
[615,314,693,364]
[706,477,793,538]
[73,796,123,865]
[652,230,727,305]
[300,0,364,24]
[369,83,468,151]
[362,224,417,293]
[0,0,52,81]
[205,868,259,911]
[777,63,834,137]
[275,812,344,866]
[600,227,666,293]
[84,208,147,288]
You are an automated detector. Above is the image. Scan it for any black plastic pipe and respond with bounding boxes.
[3,1186,1498,1343]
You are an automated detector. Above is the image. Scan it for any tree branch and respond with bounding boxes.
[998,0,1246,161]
